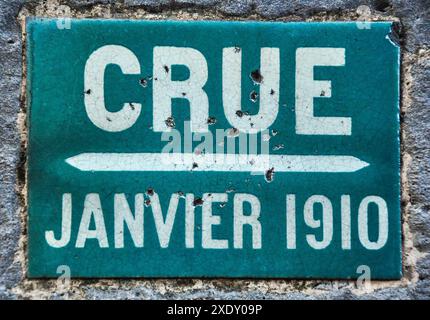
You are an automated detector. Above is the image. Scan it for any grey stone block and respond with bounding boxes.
[124,0,171,7]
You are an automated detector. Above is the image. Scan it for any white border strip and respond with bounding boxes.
[66,153,369,173]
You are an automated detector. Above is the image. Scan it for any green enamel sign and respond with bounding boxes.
[26,19,400,278]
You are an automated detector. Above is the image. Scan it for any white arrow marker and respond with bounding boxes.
[66,153,369,173]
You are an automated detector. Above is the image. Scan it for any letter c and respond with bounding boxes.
[84,45,142,132]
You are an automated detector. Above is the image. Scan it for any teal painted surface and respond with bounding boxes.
[26,19,400,278]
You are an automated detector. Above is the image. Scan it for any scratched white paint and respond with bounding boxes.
[295,47,351,135]
[153,46,209,133]
[44,192,388,251]
[84,45,142,132]
[65,153,369,172]
[222,47,280,133]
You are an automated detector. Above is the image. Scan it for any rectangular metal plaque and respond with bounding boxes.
[27,19,400,278]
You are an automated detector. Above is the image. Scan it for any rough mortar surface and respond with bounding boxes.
[0,0,428,299]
